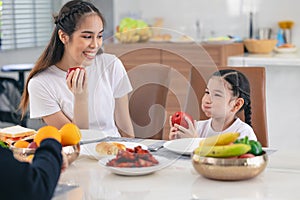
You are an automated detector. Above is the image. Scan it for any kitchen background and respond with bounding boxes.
[1,0,300,67]
[0,0,299,153]
[113,0,300,44]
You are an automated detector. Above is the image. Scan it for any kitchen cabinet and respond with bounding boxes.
[104,42,244,139]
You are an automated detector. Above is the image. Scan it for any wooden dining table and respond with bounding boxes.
[52,135,300,200]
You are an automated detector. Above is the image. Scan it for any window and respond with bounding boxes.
[0,0,59,51]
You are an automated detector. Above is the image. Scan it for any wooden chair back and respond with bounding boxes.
[127,64,171,139]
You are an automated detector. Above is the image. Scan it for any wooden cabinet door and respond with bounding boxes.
[105,44,161,70]
[202,43,244,66]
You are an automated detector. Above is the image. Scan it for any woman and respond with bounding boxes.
[20,0,134,137]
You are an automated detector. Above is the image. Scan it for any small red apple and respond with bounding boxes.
[238,153,255,159]
[27,141,38,149]
[171,111,194,129]
[66,66,84,79]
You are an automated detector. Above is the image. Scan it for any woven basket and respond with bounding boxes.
[244,39,277,54]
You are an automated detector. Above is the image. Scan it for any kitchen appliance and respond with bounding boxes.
[278,20,294,44]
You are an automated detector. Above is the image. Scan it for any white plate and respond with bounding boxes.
[202,39,235,45]
[98,155,169,176]
[262,147,277,155]
[274,46,297,53]
[80,129,107,143]
[163,138,204,155]
[80,142,148,160]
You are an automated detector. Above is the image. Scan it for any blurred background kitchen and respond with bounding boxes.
[0,0,299,154]
[1,0,300,66]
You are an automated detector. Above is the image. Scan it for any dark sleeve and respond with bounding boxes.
[0,138,62,200]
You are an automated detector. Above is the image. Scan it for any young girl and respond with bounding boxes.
[169,69,257,141]
[20,0,134,137]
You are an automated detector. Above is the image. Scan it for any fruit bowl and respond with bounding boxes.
[192,151,268,181]
[10,142,80,164]
[115,28,152,43]
[244,39,277,54]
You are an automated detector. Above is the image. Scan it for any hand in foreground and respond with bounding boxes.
[61,151,69,173]
[169,116,198,140]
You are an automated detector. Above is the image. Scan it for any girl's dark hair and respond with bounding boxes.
[212,69,252,127]
[20,0,105,117]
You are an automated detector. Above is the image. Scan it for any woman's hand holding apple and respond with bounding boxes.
[66,66,88,97]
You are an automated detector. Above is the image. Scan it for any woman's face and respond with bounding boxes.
[201,77,236,119]
[63,14,104,67]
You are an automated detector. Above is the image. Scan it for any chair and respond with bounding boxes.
[0,77,28,127]
[127,64,171,139]
[186,66,268,147]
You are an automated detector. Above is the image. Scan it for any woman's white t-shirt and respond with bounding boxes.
[28,53,132,137]
[195,118,257,140]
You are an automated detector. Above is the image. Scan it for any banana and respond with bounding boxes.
[194,143,251,158]
[199,132,240,146]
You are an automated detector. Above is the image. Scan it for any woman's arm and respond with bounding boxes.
[67,68,89,129]
[43,69,89,129]
[43,111,72,129]
[114,95,134,138]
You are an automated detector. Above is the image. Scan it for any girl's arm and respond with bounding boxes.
[114,95,134,138]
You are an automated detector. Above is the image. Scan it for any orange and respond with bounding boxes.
[27,154,34,163]
[59,123,81,146]
[14,140,30,148]
[34,126,61,146]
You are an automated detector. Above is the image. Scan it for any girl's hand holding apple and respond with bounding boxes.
[169,112,197,139]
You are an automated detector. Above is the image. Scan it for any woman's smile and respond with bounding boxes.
[83,51,97,60]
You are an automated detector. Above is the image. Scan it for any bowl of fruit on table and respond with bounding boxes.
[115,17,152,43]
[10,124,81,164]
[192,133,267,181]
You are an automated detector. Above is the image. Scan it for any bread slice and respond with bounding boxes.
[95,142,126,156]
[0,125,36,144]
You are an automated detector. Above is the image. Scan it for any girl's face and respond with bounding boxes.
[62,14,103,67]
[201,77,237,119]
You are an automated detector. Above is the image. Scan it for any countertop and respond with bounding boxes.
[228,52,300,66]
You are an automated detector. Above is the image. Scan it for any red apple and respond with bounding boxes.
[27,141,38,149]
[66,66,84,79]
[171,111,194,129]
[238,153,255,159]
